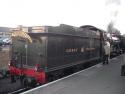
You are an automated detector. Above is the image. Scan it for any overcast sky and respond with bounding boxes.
[0,0,124,34]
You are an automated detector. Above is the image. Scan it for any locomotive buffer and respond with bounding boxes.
[22,54,125,94]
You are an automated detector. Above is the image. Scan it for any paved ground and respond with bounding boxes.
[23,54,125,94]
[0,77,23,94]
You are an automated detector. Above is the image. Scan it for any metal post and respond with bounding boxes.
[25,44,28,65]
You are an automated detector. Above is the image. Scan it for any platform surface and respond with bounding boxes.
[22,55,125,94]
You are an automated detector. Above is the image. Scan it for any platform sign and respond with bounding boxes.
[31,26,45,33]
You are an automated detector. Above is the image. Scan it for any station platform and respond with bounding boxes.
[22,54,125,94]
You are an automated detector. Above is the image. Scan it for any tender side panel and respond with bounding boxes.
[47,35,101,71]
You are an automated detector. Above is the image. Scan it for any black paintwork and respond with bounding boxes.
[10,24,104,73]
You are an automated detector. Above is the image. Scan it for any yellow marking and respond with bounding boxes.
[11,31,32,43]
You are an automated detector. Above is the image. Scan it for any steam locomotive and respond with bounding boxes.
[9,24,105,87]
[106,33,125,56]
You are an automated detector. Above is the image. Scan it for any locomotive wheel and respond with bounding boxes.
[23,77,29,87]
[22,77,37,87]
[20,75,25,85]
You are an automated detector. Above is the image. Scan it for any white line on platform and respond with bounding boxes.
[21,63,101,94]
[8,88,26,94]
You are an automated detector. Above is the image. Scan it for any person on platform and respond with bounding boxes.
[103,41,110,65]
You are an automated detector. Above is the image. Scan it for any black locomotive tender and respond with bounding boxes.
[9,24,104,86]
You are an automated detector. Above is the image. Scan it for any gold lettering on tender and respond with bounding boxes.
[81,47,84,52]
[66,48,78,53]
